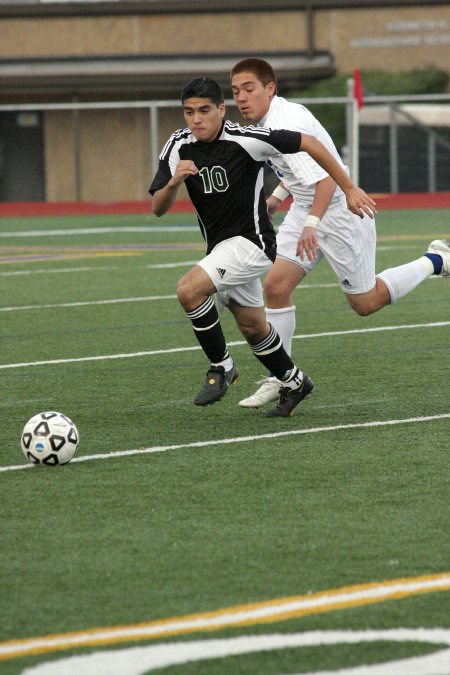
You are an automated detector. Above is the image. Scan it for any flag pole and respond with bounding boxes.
[352,95,359,185]
[351,68,364,186]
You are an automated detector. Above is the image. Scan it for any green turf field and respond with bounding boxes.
[0,208,449,674]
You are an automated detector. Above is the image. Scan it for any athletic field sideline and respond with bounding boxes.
[0,203,449,674]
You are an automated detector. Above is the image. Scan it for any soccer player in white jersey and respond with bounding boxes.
[149,76,376,416]
[230,58,450,409]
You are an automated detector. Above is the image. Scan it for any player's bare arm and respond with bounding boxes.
[152,160,198,217]
[300,133,377,218]
[297,176,336,262]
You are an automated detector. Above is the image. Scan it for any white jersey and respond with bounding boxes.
[259,96,377,295]
[259,95,347,208]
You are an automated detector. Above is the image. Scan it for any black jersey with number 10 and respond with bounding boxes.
[149,120,301,262]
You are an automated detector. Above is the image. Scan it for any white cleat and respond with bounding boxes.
[238,377,281,408]
[427,239,450,277]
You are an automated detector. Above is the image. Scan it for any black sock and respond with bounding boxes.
[186,297,229,364]
[251,324,296,381]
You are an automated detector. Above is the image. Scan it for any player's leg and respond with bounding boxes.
[229,298,314,418]
[238,259,306,407]
[320,201,450,314]
[266,205,314,353]
[346,239,450,316]
[317,204,378,311]
[177,264,236,405]
[239,203,317,408]
[264,258,307,353]
[177,263,231,366]
[181,235,275,406]
[344,277,391,315]
[315,205,383,314]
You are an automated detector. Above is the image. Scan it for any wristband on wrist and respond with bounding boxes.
[304,214,320,229]
[271,185,290,201]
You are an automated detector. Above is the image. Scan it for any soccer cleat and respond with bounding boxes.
[194,363,239,406]
[238,377,281,408]
[427,239,450,277]
[265,374,314,418]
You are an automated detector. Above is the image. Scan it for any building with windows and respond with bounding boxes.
[0,0,449,201]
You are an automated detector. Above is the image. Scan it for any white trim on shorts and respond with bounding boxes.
[197,236,272,310]
[276,198,377,294]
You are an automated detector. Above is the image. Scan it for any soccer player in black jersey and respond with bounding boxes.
[149,77,375,416]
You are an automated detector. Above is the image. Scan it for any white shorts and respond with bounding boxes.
[197,236,272,310]
[277,198,377,294]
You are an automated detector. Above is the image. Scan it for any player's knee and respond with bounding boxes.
[347,296,376,316]
[238,321,257,342]
[353,305,373,317]
[238,320,267,344]
[264,277,288,304]
[346,280,389,316]
[176,277,193,309]
[263,275,279,297]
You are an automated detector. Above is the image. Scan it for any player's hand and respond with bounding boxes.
[297,227,319,261]
[345,187,377,219]
[169,160,199,187]
[266,195,281,219]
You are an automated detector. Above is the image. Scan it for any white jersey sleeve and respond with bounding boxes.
[261,96,347,207]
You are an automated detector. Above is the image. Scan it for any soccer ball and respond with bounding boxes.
[21,412,79,466]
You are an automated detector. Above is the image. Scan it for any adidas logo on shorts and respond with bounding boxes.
[342,278,352,287]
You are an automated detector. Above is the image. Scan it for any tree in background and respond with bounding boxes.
[288,67,449,151]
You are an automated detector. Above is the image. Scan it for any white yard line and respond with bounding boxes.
[2,412,450,474]
[0,295,178,312]
[0,283,334,312]
[1,321,448,370]
[1,574,449,664]
[18,628,450,675]
[0,261,199,277]
[18,629,450,675]
[0,276,438,311]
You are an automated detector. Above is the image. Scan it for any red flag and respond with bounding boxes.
[353,69,364,110]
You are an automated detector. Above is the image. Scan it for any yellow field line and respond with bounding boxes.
[0,572,449,661]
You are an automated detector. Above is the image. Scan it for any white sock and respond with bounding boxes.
[377,257,433,304]
[211,356,234,371]
[265,305,296,355]
[281,366,303,390]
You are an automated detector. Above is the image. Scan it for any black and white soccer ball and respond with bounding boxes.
[21,412,79,466]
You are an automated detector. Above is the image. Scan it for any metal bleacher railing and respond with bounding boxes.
[1,90,449,198]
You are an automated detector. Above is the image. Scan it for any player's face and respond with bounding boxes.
[231,72,275,122]
[183,98,225,142]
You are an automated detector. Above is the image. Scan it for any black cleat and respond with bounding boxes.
[265,374,314,418]
[194,363,239,406]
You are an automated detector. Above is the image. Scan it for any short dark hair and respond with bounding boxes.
[181,77,224,105]
[230,58,277,91]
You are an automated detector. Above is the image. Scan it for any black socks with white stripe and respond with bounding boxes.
[186,303,301,387]
[251,324,303,389]
[186,297,230,366]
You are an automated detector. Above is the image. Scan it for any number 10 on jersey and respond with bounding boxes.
[199,166,229,193]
